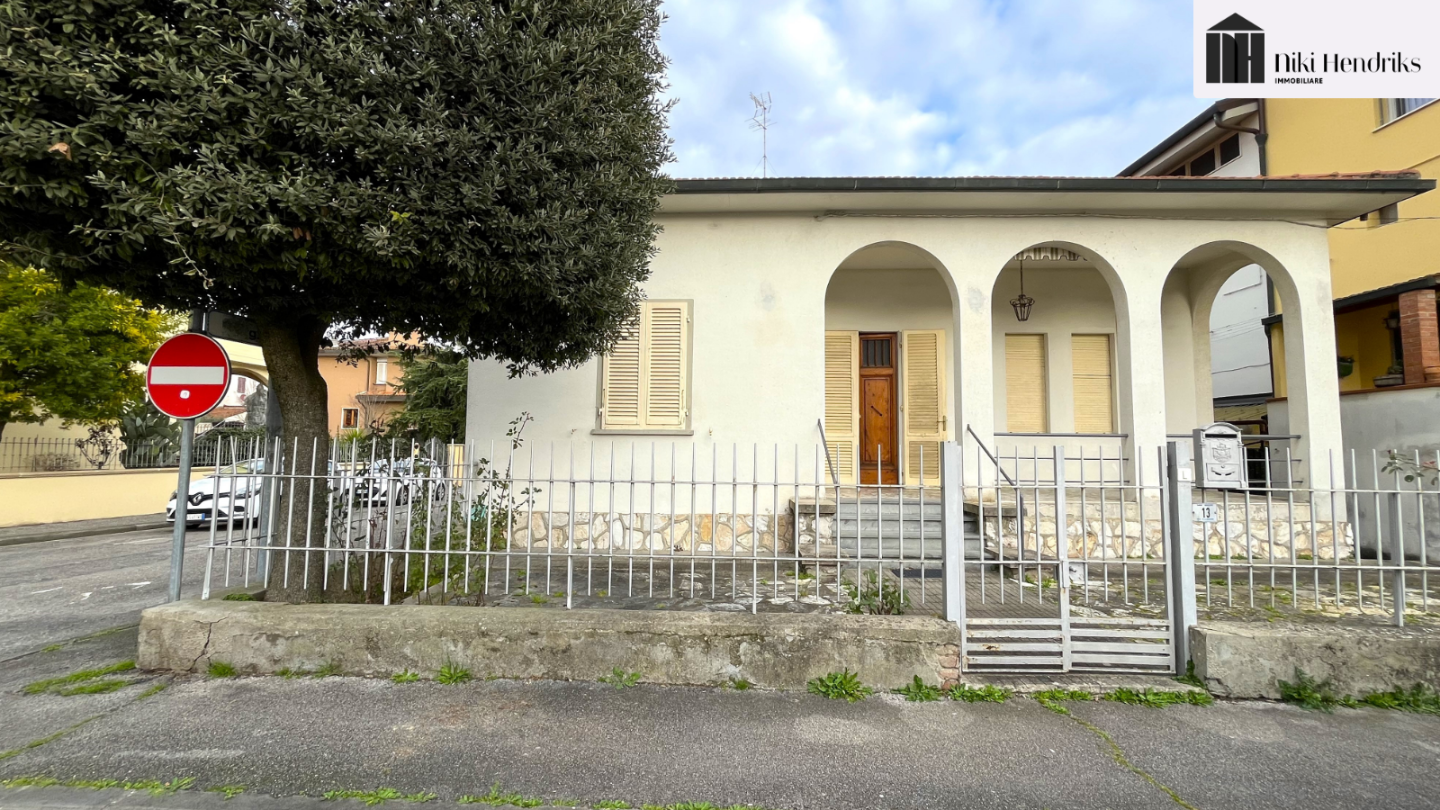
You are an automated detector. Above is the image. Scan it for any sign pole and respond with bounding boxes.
[168,417,196,602]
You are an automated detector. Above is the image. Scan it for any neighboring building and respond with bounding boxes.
[319,337,414,435]
[466,175,1432,491]
[1121,98,1440,469]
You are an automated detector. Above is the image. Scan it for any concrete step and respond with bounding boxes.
[835,501,945,519]
[821,534,983,560]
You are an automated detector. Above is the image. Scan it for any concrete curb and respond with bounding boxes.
[0,516,168,547]
[139,600,962,690]
[1192,621,1440,699]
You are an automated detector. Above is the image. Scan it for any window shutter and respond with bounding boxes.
[601,318,643,428]
[1005,334,1048,433]
[644,302,689,427]
[824,331,859,484]
[901,330,946,485]
[1072,334,1115,434]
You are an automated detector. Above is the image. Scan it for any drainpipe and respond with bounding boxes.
[1211,98,1266,174]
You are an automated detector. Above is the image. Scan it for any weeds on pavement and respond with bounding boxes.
[945,683,1012,703]
[807,669,872,702]
[392,669,420,683]
[599,668,641,689]
[1103,687,1213,708]
[437,662,473,685]
[23,661,136,695]
[894,676,942,702]
[207,661,237,678]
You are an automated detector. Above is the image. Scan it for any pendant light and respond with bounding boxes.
[1011,258,1035,322]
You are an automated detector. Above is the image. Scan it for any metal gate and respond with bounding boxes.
[950,443,1177,675]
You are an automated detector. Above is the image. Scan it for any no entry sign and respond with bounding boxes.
[146,333,231,419]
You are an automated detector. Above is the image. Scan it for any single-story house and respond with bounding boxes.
[466,175,1434,491]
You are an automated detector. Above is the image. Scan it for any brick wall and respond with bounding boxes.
[1398,289,1440,385]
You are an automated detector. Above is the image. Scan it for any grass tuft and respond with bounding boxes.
[1102,687,1213,708]
[1033,688,1094,714]
[324,787,404,805]
[207,661,237,678]
[314,661,342,678]
[726,677,752,691]
[1174,659,1205,689]
[208,785,246,799]
[57,679,128,696]
[392,669,420,684]
[1357,683,1440,714]
[945,683,1012,703]
[807,669,872,702]
[42,644,63,653]
[137,683,168,701]
[599,667,641,689]
[222,593,257,601]
[458,783,543,807]
[23,661,136,695]
[893,676,942,702]
[1278,668,1352,713]
[594,802,632,809]
[436,662,472,685]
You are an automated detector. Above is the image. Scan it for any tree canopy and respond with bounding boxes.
[0,0,672,368]
[0,264,173,439]
[0,0,671,600]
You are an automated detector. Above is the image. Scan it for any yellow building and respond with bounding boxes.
[1123,98,1439,458]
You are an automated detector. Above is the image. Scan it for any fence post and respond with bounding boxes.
[1054,445,1071,672]
[1166,441,1197,672]
[941,442,965,628]
[1386,490,1406,627]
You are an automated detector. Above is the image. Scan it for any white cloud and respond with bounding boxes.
[660,0,1211,178]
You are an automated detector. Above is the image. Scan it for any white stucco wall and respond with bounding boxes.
[1209,264,1273,399]
[466,209,1343,487]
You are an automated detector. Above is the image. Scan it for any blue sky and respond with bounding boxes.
[659,0,1210,178]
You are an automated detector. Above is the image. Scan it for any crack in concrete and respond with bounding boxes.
[1038,700,1200,810]
[187,618,226,673]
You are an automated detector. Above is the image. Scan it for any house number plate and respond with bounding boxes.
[1193,503,1220,523]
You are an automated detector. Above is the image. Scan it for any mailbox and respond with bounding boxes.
[1192,422,1247,490]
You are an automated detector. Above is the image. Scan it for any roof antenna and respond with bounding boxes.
[749,92,772,178]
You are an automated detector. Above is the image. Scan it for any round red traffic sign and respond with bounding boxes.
[146,333,231,420]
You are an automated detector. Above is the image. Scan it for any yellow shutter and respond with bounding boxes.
[1072,334,1114,434]
[901,329,946,485]
[600,301,690,430]
[601,318,643,428]
[823,331,859,484]
[644,302,689,427]
[1005,334,1048,433]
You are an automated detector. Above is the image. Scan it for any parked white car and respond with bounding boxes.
[166,459,268,527]
[334,456,444,507]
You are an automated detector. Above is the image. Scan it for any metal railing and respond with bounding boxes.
[199,436,954,617]
[0,435,254,473]
[1190,447,1440,627]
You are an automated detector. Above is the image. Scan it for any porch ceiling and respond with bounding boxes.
[660,175,1433,226]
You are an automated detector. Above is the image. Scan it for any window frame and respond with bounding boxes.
[593,299,696,436]
[1378,98,1437,127]
[375,357,389,386]
[1003,332,1049,434]
[340,407,360,430]
[1070,333,1118,435]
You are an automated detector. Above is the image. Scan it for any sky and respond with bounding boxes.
[659,0,1210,179]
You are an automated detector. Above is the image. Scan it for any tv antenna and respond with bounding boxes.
[749,92,773,178]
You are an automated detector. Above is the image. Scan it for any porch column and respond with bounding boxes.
[1117,277,1169,485]
[955,277,995,468]
[1277,260,1343,492]
[1399,289,1440,385]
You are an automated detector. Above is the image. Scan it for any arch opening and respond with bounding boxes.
[822,242,958,485]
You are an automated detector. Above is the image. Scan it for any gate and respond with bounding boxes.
[945,443,1177,675]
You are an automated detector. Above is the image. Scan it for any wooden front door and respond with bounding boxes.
[858,333,899,484]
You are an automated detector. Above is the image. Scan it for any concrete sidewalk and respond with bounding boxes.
[4,666,1440,810]
[0,515,169,548]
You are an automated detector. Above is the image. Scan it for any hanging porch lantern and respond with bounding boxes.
[1011,259,1035,322]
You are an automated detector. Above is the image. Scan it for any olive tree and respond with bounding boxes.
[0,0,672,600]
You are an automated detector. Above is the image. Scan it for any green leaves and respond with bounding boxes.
[0,264,172,436]
[0,0,673,375]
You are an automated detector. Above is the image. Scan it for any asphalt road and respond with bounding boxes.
[3,529,1440,810]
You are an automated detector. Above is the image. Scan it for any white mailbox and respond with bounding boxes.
[1192,422,1247,490]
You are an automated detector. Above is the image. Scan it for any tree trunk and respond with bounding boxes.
[257,315,331,602]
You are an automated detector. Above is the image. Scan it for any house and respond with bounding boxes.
[319,337,413,435]
[465,175,1433,491]
[1121,98,1440,464]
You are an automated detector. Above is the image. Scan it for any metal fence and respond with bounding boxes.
[0,434,256,473]
[1193,448,1440,628]
[190,435,1440,673]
